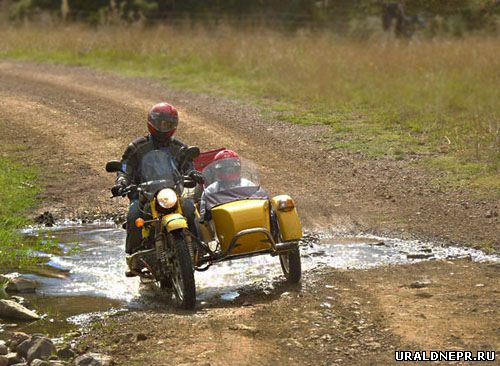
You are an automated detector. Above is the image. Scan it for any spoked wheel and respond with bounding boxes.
[279,246,302,284]
[157,277,172,291]
[168,232,196,310]
[150,277,173,300]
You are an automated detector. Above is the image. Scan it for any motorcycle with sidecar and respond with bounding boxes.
[106,146,302,310]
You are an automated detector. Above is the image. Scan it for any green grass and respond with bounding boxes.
[0,156,61,269]
[0,24,498,195]
[425,155,499,194]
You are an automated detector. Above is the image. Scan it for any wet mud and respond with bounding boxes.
[2,222,497,340]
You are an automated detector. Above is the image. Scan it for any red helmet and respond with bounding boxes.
[213,149,241,182]
[147,102,179,141]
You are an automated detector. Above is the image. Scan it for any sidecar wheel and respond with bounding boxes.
[279,246,301,284]
[170,232,196,310]
[158,278,172,290]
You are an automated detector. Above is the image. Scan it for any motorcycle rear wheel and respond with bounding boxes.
[279,247,301,284]
[169,231,196,310]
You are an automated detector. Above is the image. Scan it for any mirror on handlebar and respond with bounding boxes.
[106,160,124,173]
[180,146,201,172]
[185,146,201,161]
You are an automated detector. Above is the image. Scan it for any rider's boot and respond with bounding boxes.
[125,214,143,277]
[125,255,140,277]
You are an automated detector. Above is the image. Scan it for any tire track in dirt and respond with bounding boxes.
[0,93,125,216]
[0,61,252,150]
[0,61,265,154]
[0,61,338,226]
[0,60,498,247]
[0,95,122,172]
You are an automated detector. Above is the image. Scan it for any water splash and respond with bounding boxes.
[20,223,499,305]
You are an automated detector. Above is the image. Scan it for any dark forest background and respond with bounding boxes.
[2,0,500,36]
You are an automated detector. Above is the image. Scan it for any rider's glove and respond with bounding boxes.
[188,170,204,184]
[111,184,125,197]
[111,178,128,197]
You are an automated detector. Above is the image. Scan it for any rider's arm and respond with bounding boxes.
[116,162,132,187]
[170,137,194,174]
[116,138,145,186]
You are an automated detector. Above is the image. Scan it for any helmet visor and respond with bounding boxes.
[149,113,178,132]
[215,158,241,172]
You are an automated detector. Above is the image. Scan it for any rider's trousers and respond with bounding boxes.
[126,199,143,254]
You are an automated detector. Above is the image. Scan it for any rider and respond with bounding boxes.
[113,102,203,260]
[199,149,259,222]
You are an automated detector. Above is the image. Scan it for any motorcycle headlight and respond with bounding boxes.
[156,188,178,209]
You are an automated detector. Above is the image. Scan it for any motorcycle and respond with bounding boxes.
[106,146,201,309]
[106,147,302,310]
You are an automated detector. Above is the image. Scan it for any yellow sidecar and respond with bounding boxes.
[194,150,303,283]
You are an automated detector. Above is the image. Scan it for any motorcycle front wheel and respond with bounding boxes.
[169,231,196,310]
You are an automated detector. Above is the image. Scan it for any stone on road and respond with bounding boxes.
[74,353,114,366]
[5,278,37,293]
[0,300,40,321]
[27,338,57,364]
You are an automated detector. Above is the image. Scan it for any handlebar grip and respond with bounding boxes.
[111,185,123,197]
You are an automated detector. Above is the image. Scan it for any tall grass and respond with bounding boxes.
[0,23,498,192]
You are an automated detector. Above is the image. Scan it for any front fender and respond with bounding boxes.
[161,213,188,232]
[270,195,302,241]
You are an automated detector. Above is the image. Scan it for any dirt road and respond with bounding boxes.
[0,61,498,365]
[0,61,498,249]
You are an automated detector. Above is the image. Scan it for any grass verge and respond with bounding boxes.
[0,156,61,269]
[0,23,498,195]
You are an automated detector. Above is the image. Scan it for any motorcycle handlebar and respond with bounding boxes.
[110,176,198,198]
[183,176,198,189]
[111,184,138,198]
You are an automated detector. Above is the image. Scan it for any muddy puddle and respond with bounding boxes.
[2,222,498,337]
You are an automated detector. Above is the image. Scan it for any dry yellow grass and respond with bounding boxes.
[1,23,499,190]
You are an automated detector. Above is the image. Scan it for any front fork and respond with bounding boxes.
[156,213,194,276]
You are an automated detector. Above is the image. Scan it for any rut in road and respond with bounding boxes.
[0,61,336,225]
[4,61,498,249]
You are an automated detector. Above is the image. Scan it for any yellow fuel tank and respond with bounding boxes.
[211,199,272,255]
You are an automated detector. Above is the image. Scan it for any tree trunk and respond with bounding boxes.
[61,0,70,22]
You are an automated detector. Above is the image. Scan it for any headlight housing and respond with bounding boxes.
[156,188,178,209]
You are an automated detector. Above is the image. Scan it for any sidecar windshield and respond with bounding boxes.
[140,149,179,187]
[202,158,268,211]
[202,157,260,187]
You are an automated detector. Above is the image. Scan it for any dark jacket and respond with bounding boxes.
[116,135,191,187]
